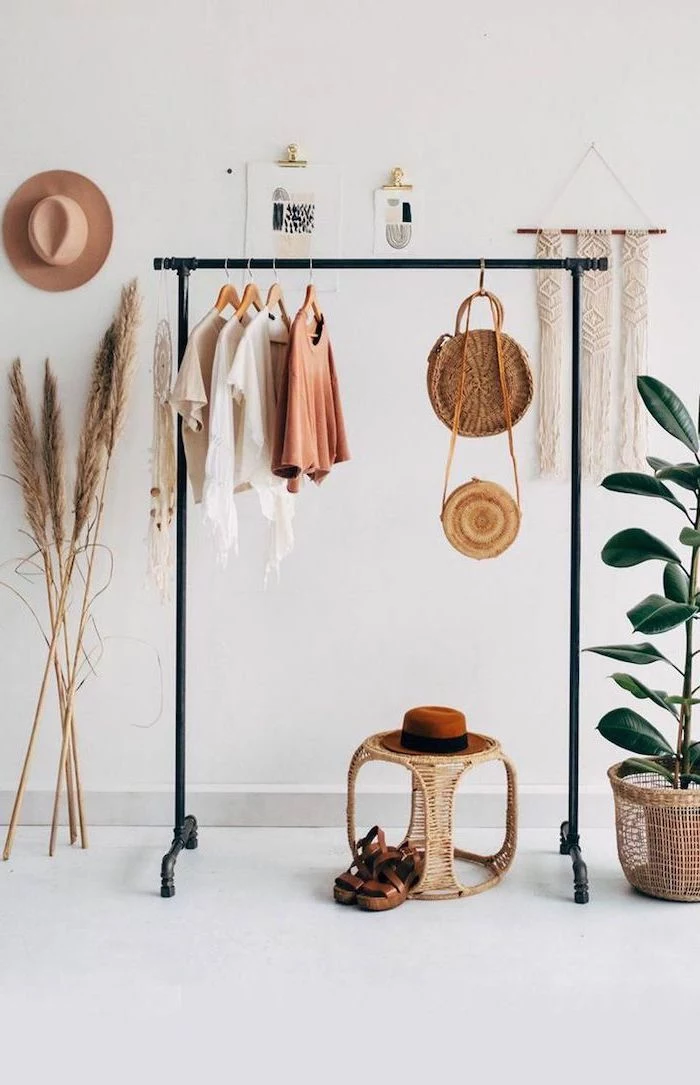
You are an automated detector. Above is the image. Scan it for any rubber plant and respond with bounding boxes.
[587,375,700,790]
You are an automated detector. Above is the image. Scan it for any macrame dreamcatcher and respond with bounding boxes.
[148,275,177,600]
[522,144,663,481]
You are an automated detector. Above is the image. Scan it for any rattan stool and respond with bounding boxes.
[346,731,517,900]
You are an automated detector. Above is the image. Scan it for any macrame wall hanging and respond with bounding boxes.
[148,271,177,600]
[577,229,613,481]
[620,229,650,469]
[535,230,564,477]
[519,144,664,481]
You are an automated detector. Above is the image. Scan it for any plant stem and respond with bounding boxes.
[49,469,110,856]
[54,547,87,848]
[41,559,78,845]
[679,504,700,783]
[2,544,77,860]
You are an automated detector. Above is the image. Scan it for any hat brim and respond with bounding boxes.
[380,730,493,757]
[3,170,112,291]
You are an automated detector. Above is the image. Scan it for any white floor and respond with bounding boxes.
[1,826,697,1083]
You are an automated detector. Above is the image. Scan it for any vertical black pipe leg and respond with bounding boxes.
[562,265,590,904]
[559,821,589,903]
[160,815,198,898]
[159,262,199,899]
[570,845,589,905]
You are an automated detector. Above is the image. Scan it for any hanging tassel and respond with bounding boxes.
[577,229,613,482]
[536,230,565,476]
[620,230,649,469]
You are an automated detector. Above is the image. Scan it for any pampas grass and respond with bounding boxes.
[41,359,82,843]
[9,360,48,554]
[42,361,67,556]
[105,280,141,454]
[48,278,142,855]
[73,325,113,538]
[3,280,143,860]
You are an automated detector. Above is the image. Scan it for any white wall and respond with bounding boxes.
[1,0,698,826]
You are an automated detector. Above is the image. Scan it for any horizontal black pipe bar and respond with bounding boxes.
[153,256,608,273]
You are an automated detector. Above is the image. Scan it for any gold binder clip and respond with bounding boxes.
[382,166,413,191]
[277,143,308,168]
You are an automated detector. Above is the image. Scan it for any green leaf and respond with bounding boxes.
[664,562,690,603]
[688,742,700,770]
[602,529,681,568]
[680,774,700,787]
[680,527,700,547]
[601,472,687,511]
[647,456,672,472]
[666,695,700,705]
[656,464,700,492]
[610,672,677,716]
[597,707,674,756]
[638,376,699,453]
[619,757,676,782]
[584,643,672,666]
[627,594,698,634]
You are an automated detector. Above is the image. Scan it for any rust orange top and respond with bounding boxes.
[272,312,350,493]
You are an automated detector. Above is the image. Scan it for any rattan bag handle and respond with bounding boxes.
[454,289,504,335]
[441,289,521,513]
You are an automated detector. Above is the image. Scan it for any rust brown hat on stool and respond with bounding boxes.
[3,170,113,291]
[382,706,472,755]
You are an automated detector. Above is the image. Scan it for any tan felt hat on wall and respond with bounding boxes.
[3,170,113,291]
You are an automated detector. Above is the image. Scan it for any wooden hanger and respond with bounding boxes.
[214,282,241,313]
[301,259,322,323]
[235,261,263,320]
[235,280,263,320]
[214,259,241,313]
[266,279,290,329]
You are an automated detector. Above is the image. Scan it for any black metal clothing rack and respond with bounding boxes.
[152,255,609,904]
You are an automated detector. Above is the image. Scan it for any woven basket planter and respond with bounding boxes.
[609,763,700,901]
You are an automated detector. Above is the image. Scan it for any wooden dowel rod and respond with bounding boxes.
[516,228,667,236]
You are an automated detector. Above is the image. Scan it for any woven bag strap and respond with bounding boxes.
[441,289,521,514]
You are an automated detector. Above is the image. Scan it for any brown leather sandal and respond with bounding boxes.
[355,845,423,912]
[333,826,394,905]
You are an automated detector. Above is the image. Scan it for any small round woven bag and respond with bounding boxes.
[442,479,520,560]
[435,286,528,560]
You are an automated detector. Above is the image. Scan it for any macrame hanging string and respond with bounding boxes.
[148,270,177,601]
[535,229,564,477]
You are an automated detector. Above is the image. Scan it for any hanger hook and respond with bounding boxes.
[478,258,486,295]
[309,254,314,284]
[224,256,230,281]
[246,256,254,282]
[272,255,279,283]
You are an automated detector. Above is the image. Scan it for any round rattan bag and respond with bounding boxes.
[439,288,523,560]
[428,293,533,436]
[441,479,521,559]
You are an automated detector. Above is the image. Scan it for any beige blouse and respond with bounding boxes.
[272,313,350,493]
[169,307,226,503]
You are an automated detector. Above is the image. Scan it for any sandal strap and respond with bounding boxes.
[353,826,399,876]
[354,825,385,861]
[372,851,418,892]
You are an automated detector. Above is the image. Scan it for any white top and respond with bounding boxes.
[201,314,248,564]
[201,306,294,580]
[228,307,294,583]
